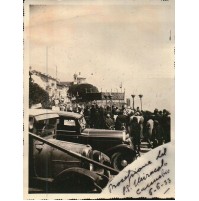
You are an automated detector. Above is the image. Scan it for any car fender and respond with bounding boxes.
[52,167,108,192]
[53,167,101,183]
[105,143,136,157]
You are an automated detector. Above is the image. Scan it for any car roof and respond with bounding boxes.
[29,109,59,121]
[56,111,83,119]
[29,109,82,120]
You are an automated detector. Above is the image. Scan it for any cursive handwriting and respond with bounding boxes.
[122,158,169,195]
[136,169,170,195]
[122,159,168,195]
[106,145,173,197]
[108,160,152,193]
[148,178,171,196]
[156,147,167,160]
[134,159,168,187]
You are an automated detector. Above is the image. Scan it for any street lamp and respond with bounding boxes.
[131,94,135,110]
[138,94,143,111]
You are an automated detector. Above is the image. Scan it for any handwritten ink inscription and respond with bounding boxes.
[103,144,174,198]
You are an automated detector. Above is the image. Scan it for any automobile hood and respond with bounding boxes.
[82,128,124,138]
[48,138,92,154]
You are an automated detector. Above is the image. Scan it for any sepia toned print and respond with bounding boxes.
[24,0,175,199]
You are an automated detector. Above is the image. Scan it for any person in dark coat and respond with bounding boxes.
[144,119,154,148]
[130,116,141,155]
[105,114,115,129]
[99,105,106,129]
[83,106,91,127]
[115,110,128,131]
[139,116,144,140]
[94,107,100,129]
[151,120,165,148]
[162,110,171,143]
[90,104,96,128]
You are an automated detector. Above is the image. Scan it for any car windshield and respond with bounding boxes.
[79,116,86,130]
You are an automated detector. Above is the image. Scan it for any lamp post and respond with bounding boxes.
[131,94,135,110]
[138,94,143,111]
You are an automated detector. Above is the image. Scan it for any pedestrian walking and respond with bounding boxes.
[151,120,164,148]
[130,116,141,155]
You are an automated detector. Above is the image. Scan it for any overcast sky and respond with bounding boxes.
[27,0,174,112]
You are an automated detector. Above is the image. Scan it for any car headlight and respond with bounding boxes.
[93,151,103,163]
[89,162,94,171]
[82,148,94,171]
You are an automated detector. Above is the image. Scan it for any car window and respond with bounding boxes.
[34,118,57,137]
[57,116,78,132]
[49,118,57,125]
[64,119,75,126]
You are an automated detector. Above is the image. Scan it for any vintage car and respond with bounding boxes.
[29,109,114,193]
[54,111,137,171]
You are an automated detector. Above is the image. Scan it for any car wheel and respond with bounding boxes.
[111,152,136,171]
[53,173,104,193]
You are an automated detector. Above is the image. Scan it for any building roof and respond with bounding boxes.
[31,70,58,82]
[101,92,125,100]
[60,81,73,86]
[57,82,66,87]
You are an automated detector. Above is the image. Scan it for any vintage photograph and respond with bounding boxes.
[24,0,175,199]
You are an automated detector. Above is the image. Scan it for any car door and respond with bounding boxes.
[31,118,57,178]
[33,136,53,178]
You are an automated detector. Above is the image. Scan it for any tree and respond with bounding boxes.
[29,73,51,108]
[68,83,99,101]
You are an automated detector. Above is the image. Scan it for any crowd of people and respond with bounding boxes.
[50,100,171,155]
[85,105,170,154]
